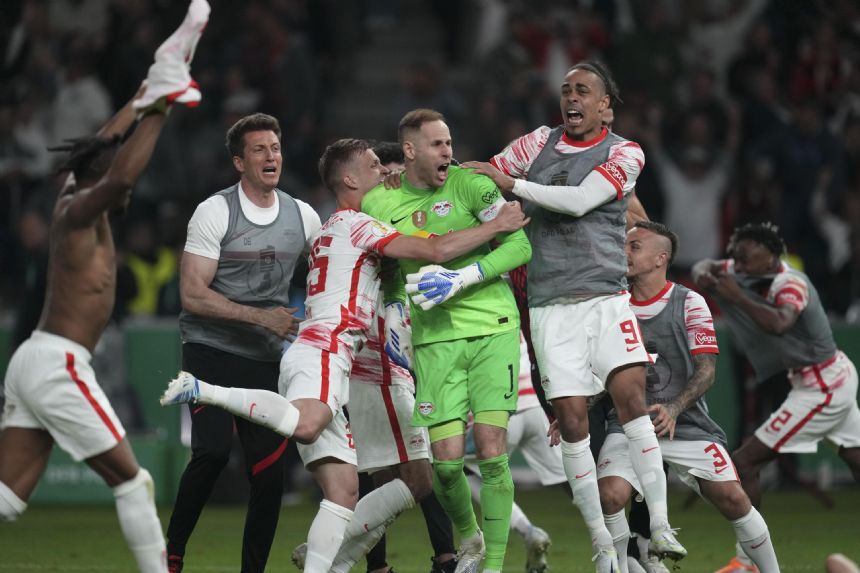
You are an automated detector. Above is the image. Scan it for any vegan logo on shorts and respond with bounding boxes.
[418,402,434,415]
[540,376,550,389]
[432,200,453,217]
[481,189,500,204]
[412,210,427,228]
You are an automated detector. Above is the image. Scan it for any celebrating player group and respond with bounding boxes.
[1,1,859,573]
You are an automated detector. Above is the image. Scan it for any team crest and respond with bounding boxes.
[432,200,453,217]
[409,434,427,450]
[418,402,434,415]
[412,210,427,228]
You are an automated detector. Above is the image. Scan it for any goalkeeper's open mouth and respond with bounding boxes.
[434,162,450,185]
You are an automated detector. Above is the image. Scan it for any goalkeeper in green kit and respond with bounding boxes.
[362,109,532,573]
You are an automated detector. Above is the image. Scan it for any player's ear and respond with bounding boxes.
[343,173,357,190]
[232,155,244,174]
[403,141,416,161]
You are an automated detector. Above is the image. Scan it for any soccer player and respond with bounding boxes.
[597,222,780,573]
[458,61,683,571]
[692,222,860,573]
[463,332,561,573]
[161,138,528,573]
[365,109,533,573]
[354,140,459,573]
[0,2,208,571]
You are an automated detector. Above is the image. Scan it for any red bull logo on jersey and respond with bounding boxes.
[432,200,453,217]
[418,402,434,415]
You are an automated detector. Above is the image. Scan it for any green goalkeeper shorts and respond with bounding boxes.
[412,327,520,427]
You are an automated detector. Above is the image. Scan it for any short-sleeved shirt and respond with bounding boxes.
[296,209,400,360]
[629,281,719,356]
[361,166,522,345]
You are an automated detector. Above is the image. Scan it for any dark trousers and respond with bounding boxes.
[166,343,287,573]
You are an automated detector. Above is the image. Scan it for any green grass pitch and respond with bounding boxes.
[1,488,858,572]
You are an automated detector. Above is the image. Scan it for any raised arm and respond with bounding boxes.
[713,274,800,335]
[62,109,169,228]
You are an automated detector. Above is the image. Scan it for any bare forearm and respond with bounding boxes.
[182,287,267,328]
[665,354,716,417]
[105,112,167,191]
[97,98,140,140]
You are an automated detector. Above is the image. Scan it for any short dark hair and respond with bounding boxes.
[318,138,371,192]
[633,220,679,265]
[398,109,445,144]
[568,60,622,107]
[373,141,404,166]
[50,135,122,184]
[225,113,281,158]
[728,222,786,257]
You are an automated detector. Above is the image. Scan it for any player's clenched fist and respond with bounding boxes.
[406,263,484,310]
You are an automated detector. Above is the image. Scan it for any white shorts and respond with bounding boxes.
[349,382,429,473]
[279,342,350,416]
[1,331,126,461]
[530,295,650,399]
[597,433,738,495]
[296,406,357,467]
[755,352,860,454]
[279,342,356,466]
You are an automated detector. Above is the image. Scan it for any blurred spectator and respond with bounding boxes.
[50,37,112,146]
[9,196,51,350]
[123,217,179,318]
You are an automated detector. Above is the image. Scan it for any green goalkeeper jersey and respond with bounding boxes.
[362,165,531,345]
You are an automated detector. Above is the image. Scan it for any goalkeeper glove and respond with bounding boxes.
[405,262,484,311]
[383,302,413,370]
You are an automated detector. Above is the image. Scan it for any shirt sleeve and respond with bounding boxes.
[685,290,719,354]
[184,195,228,260]
[768,272,809,313]
[349,212,401,254]
[296,199,322,254]
[509,140,645,216]
[489,126,551,178]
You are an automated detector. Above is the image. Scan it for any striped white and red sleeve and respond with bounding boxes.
[594,141,645,200]
[489,126,551,178]
[349,212,400,254]
[685,290,719,355]
[768,272,809,313]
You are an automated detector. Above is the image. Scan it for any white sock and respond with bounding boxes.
[561,436,613,548]
[510,499,531,537]
[201,382,299,437]
[622,416,668,529]
[330,523,386,573]
[113,469,167,573]
[305,499,353,573]
[0,481,26,522]
[732,508,780,573]
[327,478,414,571]
[604,510,630,573]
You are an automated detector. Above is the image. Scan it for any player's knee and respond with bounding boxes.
[598,482,627,514]
[113,468,154,502]
[193,444,232,469]
[478,455,513,493]
[405,471,433,502]
[433,458,465,489]
[709,483,751,519]
[0,481,27,522]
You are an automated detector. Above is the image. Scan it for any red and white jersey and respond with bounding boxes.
[722,260,810,313]
[350,298,415,392]
[630,281,719,355]
[297,209,400,361]
[490,126,644,198]
[516,331,540,413]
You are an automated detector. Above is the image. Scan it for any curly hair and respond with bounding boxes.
[50,135,122,184]
[727,222,786,257]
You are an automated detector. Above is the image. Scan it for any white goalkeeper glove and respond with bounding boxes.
[405,263,484,311]
[383,301,413,370]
